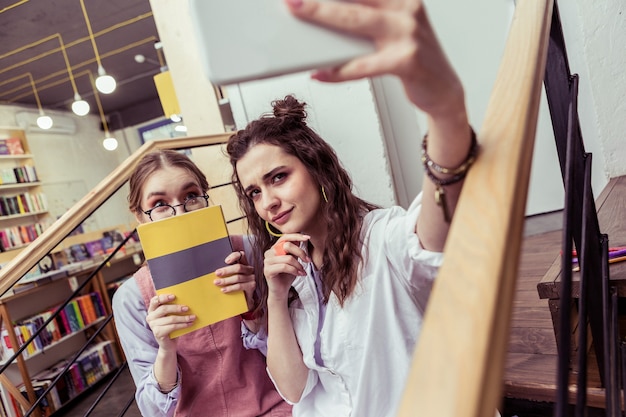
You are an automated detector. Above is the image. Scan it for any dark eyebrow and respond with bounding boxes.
[243,166,286,195]
[145,182,201,199]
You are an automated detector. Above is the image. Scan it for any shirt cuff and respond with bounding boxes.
[241,321,268,356]
[149,367,182,396]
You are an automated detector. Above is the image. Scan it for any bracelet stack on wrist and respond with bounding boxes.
[421,126,478,222]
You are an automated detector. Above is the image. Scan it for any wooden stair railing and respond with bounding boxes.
[0,134,231,296]
[397,0,553,416]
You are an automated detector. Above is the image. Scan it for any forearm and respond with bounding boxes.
[418,108,473,251]
[266,297,308,402]
[153,346,179,392]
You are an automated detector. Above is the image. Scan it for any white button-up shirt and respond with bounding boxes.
[269,194,443,417]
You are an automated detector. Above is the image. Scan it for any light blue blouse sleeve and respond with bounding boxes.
[241,322,268,356]
[239,234,271,356]
[112,278,181,417]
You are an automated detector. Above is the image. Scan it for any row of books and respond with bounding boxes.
[0,341,120,417]
[0,192,47,217]
[0,292,106,361]
[0,222,47,252]
[0,165,38,186]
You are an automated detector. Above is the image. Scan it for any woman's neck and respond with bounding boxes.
[307,231,326,270]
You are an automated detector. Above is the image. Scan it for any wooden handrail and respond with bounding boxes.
[0,133,232,297]
[397,0,553,416]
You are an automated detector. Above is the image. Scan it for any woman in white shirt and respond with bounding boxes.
[227,0,477,415]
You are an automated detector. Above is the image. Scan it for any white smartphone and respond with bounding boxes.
[188,0,375,86]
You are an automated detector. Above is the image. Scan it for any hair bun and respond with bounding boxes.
[272,95,307,125]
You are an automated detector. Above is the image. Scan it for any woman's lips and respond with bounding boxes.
[272,208,292,225]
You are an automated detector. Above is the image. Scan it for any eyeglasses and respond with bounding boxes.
[143,195,209,221]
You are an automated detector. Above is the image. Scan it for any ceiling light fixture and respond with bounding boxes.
[80,0,116,95]
[88,72,118,151]
[56,34,91,116]
[71,92,90,116]
[27,73,53,130]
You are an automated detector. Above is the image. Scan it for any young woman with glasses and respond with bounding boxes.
[112,150,291,417]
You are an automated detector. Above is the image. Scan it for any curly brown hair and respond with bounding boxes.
[226,95,379,306]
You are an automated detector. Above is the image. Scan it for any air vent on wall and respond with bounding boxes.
[15,111,77,135]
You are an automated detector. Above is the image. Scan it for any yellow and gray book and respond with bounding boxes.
[137,206,247,338]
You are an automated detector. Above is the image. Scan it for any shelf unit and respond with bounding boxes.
[0,128,49,254]
[0,243,143,417]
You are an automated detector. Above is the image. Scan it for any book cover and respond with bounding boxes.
[0,139,9,156]
[5,138,24,155]
[137,205,247,338]
[78,294,97,324]
[89,292,105,318]
[69,300,85,329]
[62,304,79,333]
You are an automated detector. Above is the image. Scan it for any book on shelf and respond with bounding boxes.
[0,140,9,156]
[137,205,247,338]
[4,138,24,156]
[16,381,54,417]
[32,359,71,407]
[0,292,107,361]
[0,169,16,185]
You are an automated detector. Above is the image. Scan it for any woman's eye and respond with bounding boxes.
[152,200,167,208]
[272,173,286,184]
[248,189,260,200]
[185,192,200,201]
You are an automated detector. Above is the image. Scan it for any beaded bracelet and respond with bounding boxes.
[421,127,478,222]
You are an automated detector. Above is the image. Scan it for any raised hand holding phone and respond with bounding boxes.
[189,0,375,85]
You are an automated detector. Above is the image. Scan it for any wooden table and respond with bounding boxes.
[537,175,626,366]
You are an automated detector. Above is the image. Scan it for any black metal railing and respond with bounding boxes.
[544,2,619,416]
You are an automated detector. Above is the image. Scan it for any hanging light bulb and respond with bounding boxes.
[95,65,116,94]
[27,73,53,130]
[71,92,90,116]
[103,133,118,151]
[36,110,53,130]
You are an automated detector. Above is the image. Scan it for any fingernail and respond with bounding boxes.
[285,0,303,8]
[311,71,331,82]
[188,315,196,322]
[215,269,223,277]
[181,306,189,312]
[214,279,222,285]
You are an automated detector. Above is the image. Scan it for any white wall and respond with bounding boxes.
[0,104,135,231]
[226,73,397,208]
[390,0,609,216]
[568,0,626,179]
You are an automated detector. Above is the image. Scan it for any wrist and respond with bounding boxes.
[267,292,290,307]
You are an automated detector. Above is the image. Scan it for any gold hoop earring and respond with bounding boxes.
[321,186,329,203]
[265,220,283,238]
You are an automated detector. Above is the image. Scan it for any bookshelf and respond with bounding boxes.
[0,128,50,253]
[0,239,143,417]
